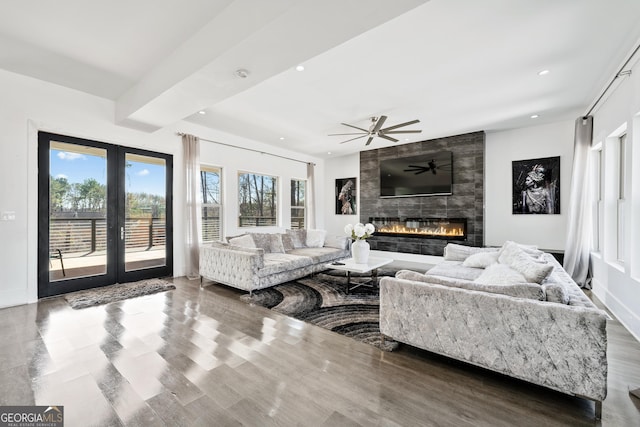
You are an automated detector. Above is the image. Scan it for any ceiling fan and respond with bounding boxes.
[329,115,422,146]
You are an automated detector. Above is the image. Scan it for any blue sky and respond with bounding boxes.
[51,149,166,196]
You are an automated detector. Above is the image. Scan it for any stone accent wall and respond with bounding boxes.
[359,131,485,255]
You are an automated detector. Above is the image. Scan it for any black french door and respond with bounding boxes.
[38,132,173,298]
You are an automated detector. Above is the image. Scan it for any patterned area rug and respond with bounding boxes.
[240,268,400,351]
[64,278,175,309]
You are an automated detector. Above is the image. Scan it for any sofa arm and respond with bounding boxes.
[379,276,608,401]
[199,242,265,291]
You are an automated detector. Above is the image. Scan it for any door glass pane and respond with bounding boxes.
[124,153,167,271]
[49,141,107,281]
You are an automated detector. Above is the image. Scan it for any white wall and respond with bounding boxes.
[589,54,640,341]
[0,69,322,308]
[324,153,360,238]
[485,121,575,250]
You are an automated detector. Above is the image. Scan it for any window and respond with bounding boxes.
[201,165,222,242]
[290,179,306,229]
[617,134,627,262]
[238,172,277,227]
[593,147,603,251]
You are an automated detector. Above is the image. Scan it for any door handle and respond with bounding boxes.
[120,226,124,240]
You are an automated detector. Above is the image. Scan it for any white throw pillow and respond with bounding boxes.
[474,263,528,285]
[443,243,499,261]
[305,229,327,248]
[462,251,499,268]
[498,241,553,284]
[228,234,256,249]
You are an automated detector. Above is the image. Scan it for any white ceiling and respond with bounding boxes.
[2,0,640,157]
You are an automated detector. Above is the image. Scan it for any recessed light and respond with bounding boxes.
[538,70,550,76]
[198,110,206,115]
[327,151,332,155]
[531,114,539,119]
[296,65,305,72]
[279,137,285,140]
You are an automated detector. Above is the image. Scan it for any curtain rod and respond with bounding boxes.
[177,132,315,166]
[585,42,640,117]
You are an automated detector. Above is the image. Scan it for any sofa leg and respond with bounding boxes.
[595,400,602,420]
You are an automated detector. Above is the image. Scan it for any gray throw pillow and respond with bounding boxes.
[280,234,295,251]
[286,229,307,248]
[251,233,273,253]
[268,234,285,253]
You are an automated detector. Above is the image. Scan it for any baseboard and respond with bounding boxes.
[592,277,640,344]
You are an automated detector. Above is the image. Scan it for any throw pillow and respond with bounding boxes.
[251,233,273,253]
[462,251,499,268]
[498,241,553,284]
[306,229,327,248]
[286,229,307,248]
[443,243,499,261]
[280,234,295,251]
[268,234,285,253]
[228,234,256,249]
[474,263,528,285]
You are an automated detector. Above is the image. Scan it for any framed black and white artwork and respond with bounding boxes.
[335,177,357,215]
[512,156,560,214]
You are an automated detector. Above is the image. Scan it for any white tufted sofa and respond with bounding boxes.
[200,231,350,294]
[379,243,608,419]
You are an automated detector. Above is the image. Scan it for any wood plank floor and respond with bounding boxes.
[1,277,639,426]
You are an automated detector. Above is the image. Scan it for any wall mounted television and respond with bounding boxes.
[379,151,453,198]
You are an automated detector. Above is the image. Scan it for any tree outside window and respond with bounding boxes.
[238,172,277,227]
[201,166,222,241]
[291,179,306,229]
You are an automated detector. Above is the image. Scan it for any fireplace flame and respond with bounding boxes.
[376,224,465,237]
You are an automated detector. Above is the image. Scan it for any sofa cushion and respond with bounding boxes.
[324,234,349,250]
[287,247,347,264]
[258,253,314,277]
[280,234,295,251]
[498,241,553,284]
[228,234,256,249]
[286,229,307,248]
[462,251,499,268]
[306,229,327,248]
[396,269,545,300]
[443,243,499,261]
[542,282,570,304]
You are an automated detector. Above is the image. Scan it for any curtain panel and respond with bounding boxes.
[183,134,201,280]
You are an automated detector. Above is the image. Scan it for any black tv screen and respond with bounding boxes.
[379,151,453,197]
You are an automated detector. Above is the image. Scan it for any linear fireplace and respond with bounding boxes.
[369,217,467,241]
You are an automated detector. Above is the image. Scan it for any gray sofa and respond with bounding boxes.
[379,242,608,418]
[200,229,350,293]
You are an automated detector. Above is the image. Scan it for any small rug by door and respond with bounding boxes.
[64,278,175,309]
[240,269,400,351]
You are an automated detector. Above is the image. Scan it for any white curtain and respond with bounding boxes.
[306,162,316,229]
[563,116,593,288]
[183,134,201,280]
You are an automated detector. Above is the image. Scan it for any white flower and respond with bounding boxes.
[345,222,375,240]
[364,223,375,235]
[344,224,354,236]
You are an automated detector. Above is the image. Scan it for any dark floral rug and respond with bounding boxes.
[240,268,400,351]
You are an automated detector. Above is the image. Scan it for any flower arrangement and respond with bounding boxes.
[344,222,375,240]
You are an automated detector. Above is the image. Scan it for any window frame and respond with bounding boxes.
[238,171,278,228]
[290,178,306,229]
[200,165,222,243]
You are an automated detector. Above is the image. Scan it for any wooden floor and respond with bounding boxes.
[1,277,640,426]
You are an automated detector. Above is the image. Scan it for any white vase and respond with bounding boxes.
[351,239,370,264]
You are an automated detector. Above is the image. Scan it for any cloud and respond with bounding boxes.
[55,174,68,179]
[57,151,85,161]
[137,169,150,176]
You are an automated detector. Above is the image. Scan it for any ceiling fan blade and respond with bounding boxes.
[378,134,399,143]
[340,123,369,132]
[339,135,368,144]
[371,115,388,133]
[383,130,422,134]
[381,119,420,132]
[365,136,375,146]
[328,132,368,136]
